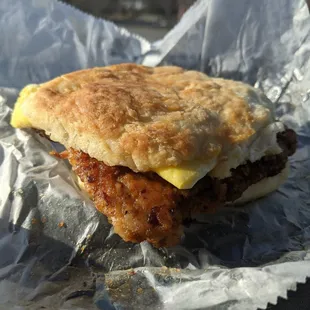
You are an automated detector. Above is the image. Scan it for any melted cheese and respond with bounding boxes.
[155,158,218,189]
[10,84,39,128]
[10,84,284,190]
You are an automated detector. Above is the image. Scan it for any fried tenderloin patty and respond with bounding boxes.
[58,129,297,248]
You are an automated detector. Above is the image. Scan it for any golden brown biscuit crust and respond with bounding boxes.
[23,64,273,172]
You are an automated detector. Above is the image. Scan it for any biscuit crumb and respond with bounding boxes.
[128,269,136,276]
[58,221,67,228]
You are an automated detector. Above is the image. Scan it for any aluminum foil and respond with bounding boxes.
[0,0,310,309]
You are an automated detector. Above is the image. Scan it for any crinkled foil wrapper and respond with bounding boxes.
[1,0,310,309]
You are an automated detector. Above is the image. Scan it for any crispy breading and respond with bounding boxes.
[61,128,295,247]
[64,149,183,247]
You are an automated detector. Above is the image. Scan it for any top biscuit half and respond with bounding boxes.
[11,63,278,175]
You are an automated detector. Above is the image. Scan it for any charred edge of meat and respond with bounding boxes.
[277,129,297,156]
[221,129,296,201]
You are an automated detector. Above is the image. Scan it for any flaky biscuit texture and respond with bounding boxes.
[23,64,274,171]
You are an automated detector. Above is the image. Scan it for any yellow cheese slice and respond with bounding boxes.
[155,158,217,189]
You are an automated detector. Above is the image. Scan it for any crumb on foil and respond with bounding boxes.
[58,221,67,228]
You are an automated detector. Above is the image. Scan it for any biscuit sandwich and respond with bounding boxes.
[10,64,297,247]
